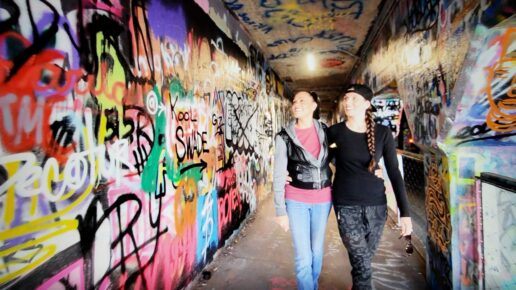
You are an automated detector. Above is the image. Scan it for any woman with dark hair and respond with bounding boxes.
[273,90,331,290]
[327,84,412,290]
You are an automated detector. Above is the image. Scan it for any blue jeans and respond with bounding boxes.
[286,200,332,290]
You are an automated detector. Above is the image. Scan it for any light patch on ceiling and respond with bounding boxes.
[306,53,316,71]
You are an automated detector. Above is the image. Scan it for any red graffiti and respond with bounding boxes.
[217,168,242,239]
[0,32,79,161]
[320,58,344,68]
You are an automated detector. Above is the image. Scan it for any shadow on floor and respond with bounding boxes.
[188,195,426,290]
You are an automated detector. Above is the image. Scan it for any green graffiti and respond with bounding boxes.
[169,77,187,102]
[141,86,172,193]
[141,79,205,194]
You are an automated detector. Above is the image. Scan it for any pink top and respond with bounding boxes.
[285,125,332,204]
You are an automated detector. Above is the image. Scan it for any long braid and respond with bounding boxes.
[338,94,347,122]
[365,108,376,173]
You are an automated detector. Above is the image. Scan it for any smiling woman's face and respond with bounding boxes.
[341,92,370,118]
[292,91,316,120]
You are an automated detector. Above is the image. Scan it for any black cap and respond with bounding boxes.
[344,84,374,101]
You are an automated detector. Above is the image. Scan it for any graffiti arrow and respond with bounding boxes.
[157,102,165,114]
[180,159,207,174]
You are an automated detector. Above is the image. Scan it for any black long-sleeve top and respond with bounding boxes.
[327,122,410,217]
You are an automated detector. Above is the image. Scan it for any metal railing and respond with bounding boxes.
[397,150,427,255]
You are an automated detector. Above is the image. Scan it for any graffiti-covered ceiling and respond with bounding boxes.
[222,0,385,110]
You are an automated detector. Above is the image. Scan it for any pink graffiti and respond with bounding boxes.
[270,276,297,290]
[133,227,197,289]
[217,168,242,239]
[83,0,124,18]
[458,194,479,287]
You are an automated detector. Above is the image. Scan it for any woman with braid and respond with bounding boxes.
[327,84,412,290]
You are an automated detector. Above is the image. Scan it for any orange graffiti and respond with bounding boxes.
[484,27,516,132]
[174,177,198,236]
[426,156,451,254]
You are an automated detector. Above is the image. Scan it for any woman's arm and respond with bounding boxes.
[273,134,288,216]
[382,128,410,217]
[382,128,412,236]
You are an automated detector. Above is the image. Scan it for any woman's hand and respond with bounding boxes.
[274,215,290,232]
[374,165,383,179]
[400,217,413,236]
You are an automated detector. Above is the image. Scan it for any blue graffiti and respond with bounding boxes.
[268,30,356,52]
[323,0,363,16]
[237,12,273,34]
[226,0,363,31]
[260,0,283,9]
[196,190,219,265]
[223,0,244,11]
[261,0,363,28]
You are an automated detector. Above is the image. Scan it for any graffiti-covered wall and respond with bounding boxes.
[351,0,515,289]
[371,93,403,137]
[0,1,288,289]
[443,21,515,290]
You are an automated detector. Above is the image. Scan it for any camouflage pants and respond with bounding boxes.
[334,205,387,290]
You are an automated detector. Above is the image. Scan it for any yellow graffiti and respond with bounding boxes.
[29,195,38,216]
[0,123,98,235]
[0,124,103,283]
[0,245,56,284]
[264,3,358,31]
[458,202,477,211]
[0,217,78,283]
[0,183,92,283]
[0,220,75,257]
[3,162,18,226]
[0,198,85,240]
[94,32,130,144]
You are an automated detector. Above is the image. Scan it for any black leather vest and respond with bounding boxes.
[277,127,332,190]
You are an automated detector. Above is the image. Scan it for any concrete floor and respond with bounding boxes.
[188,195,426,290]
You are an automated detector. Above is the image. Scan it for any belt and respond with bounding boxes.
[290,179,331,190]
